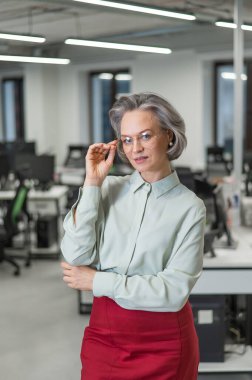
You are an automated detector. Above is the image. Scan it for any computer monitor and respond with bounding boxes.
[14,153,55,189]
[0,153,10,179]
[32,155,55,188]
[0,142,6,154]
[64,145,88,168]
[15,141,36,155]
[212,185,238,249]
[2,141,36,171]
[14,153,36,180]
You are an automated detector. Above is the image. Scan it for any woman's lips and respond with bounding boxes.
[134,156,148,164]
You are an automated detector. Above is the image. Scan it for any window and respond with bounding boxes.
[214,62,248,156]
[90,71,132,143]
[1,78,25,141]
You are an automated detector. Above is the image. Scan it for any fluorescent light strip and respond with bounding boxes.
[73,0,196,21]
[0,32,46,43]
[98,73,133,80]
[65,38,171,54]
[0,55,70,65]
[115,73,132,81]
[215,21,252,31]
[98,73,113,79]
[215,21,236,29]
[242,24,252,31]
[221,72,247,80]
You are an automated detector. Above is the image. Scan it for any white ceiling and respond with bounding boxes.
[0,0,252,66]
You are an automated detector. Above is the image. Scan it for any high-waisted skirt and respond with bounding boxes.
[80,296,199,380]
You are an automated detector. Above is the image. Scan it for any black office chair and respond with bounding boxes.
[204,229,219,258]
[175,166,195,191]
[206,146,232,176]
[0,183,30,275]
[243,152,252,196]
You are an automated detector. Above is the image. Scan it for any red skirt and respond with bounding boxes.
[81,297,199,380]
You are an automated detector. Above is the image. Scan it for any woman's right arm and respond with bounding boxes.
[60,140,117,266]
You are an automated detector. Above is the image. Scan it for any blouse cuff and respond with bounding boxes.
[93,271,118,298]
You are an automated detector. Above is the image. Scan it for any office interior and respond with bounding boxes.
[1,1,252,379]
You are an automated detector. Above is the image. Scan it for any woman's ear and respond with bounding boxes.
[167,130,174,144]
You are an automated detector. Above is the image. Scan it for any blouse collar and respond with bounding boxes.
[130,170,180,198]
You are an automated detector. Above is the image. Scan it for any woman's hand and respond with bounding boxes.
[84,140,117,187]
[61,261,97,291]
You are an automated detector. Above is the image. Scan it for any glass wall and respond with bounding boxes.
[215,63,247,157]
[90,71,131,143]
[1,78,24,141]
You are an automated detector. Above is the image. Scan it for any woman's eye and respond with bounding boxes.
[122,137,132,144]
[140,133,151,141]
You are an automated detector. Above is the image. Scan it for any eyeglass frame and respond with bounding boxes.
[119,129,170,150]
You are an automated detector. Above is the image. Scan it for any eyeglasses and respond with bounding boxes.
[120,131,164,150]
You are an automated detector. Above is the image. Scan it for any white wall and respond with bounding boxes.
[24,65,59,155]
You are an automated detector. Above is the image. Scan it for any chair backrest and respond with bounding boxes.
[4,184,29,237]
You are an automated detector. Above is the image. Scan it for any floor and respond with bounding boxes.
[0,257,88,380]
[1,256,252,380]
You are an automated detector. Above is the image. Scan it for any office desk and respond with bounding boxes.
[57,166,85,186]
[191,226,252,374]
[193,227,252,295]
[0,185,68,257]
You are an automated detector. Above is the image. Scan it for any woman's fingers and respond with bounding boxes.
[84,140,118,186]
[106,144,116,164]
[88,140,118,154]
[60,261,72,270]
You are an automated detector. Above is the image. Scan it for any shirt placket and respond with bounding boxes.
[117,183,151,274]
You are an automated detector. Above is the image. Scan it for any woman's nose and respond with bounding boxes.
[132,138,144,153]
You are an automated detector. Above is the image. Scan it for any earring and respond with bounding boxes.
[169,141,173,147]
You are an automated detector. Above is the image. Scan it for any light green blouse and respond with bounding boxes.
[61,170,206,312]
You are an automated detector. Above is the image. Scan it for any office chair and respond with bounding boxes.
[175,166,195,191]
[243,152,252,196]
[206,146,232,176]
[204,229,219,258]
[0,183,30,276]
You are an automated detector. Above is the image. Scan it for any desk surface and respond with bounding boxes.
[203,226,252,269]
[0,185,68,201]
[193,226,252,295]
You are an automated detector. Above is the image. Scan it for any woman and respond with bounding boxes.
[61,92,206,380]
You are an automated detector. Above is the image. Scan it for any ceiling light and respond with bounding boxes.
[215,21,252,31]
[0,55,70,65]
[115,73,132,81]
[221,72,247,80]
[0,32,46,43]
[241,24,252,31]
[65,38,171,54]
[73,0,196,21]
[215,21,236,29]
[98,73,113,79]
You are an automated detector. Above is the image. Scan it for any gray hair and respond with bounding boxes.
[109,92,187,162]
